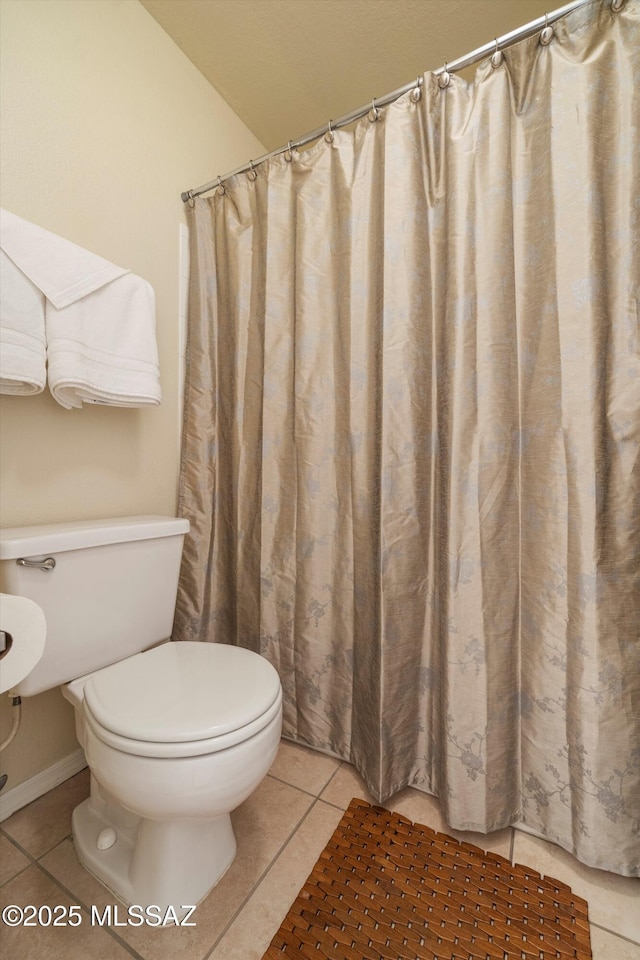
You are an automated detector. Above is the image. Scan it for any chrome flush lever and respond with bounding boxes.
[16,557,56,571]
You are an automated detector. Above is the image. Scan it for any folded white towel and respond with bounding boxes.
[0,209,161,409]
[0,249,47,395]
[46,274,161,409]
[0,208,129,308]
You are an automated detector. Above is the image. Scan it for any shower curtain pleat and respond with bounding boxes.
[175,0,640,876]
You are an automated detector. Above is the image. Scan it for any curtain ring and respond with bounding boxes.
[540,12,554,45]
[410,77,422,102]
[491,38,503,69]
[324,120,335,143]
[438,63,451,89]
[368,98,380,122]
[284,141,294,162]
[247,159,258,181]
[216,176,225,196]
[186,190,195,208]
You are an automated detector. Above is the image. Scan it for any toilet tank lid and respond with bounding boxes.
[0,515,190,559]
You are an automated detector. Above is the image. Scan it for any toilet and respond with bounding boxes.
[0,516,282,911]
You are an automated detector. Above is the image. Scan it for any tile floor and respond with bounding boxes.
[1,740,639,960]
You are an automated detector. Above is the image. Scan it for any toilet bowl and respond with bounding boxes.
[0,516,283,913]
[63,641,282,910]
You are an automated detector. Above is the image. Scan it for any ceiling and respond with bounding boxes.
[141,0,553,154]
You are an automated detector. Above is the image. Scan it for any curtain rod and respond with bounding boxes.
[181,0,597,202]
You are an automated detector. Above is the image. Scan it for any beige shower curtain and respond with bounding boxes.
[175,0,639,876]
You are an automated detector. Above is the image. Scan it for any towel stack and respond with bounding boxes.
[0,209,161,408]
[0,249,46,396]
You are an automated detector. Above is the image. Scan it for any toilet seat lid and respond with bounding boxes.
[83,642,281,744]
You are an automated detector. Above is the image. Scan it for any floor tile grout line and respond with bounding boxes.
[264,759,349,810]
[266,753,344,801]
[266,772,330,801]
[0,827,144,960]
[34,857,147,960]
[0,826,42,889]
[202,795,324,960]
[316,759,348,802]
[0,830,79,889]
[0,862,31,889]
[589,920,640,947]
[0,846,145,960]
[316,796,349,813]
[0,825,62,867]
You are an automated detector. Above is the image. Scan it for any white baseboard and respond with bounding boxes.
[0,748,87,822]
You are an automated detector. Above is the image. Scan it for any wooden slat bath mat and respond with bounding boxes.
[263,798,592,960]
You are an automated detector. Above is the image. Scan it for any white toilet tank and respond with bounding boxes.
[0,516,189,697]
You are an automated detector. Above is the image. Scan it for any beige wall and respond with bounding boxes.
[0,0,264,789]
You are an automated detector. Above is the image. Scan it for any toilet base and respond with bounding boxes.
[72,777,237,913]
